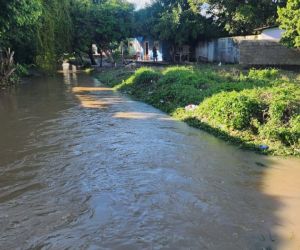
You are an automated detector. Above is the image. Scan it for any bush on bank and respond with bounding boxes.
[96,66,300,156]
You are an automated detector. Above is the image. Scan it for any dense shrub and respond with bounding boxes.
[195,91,260,130]
[247,68,279,80]
[115,67,162,99]
[256,85,300,147]
[125,67,161,87]
[195,84,300,153]
[159,67,204,87]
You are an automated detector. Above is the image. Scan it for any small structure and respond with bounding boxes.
[125,37,192,62]
[127,37,166,62]
[173,45,191,63]
[195,27,300,66]
[254,26,285,41]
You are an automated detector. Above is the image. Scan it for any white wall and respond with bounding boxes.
[260,28,284,41]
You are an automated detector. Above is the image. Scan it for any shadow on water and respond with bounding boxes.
[0,67,299,249]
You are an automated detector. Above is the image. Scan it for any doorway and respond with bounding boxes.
[145,41,149,60]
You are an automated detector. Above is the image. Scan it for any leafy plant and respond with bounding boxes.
[196,91,260,130]
[278,0,300,48]
[248,68,279,80]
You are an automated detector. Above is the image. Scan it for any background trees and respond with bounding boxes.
[180,0,288,35]
[0,0,73,71]
[36,0,73,71]
[0,0,134,70]
[278,0,300,48]
[0,0,42,63]
[71,0,134,65]
[133,0,222,56]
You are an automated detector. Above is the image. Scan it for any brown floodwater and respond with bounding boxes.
[0,68,300,250]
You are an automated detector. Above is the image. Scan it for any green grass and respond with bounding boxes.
[95,68,134,87]
[95,65,300,156]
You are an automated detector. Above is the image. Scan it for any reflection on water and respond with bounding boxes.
[72,87,124,109]
[62,62,77,85]
[0,72,299,250]
[114,111,166,120]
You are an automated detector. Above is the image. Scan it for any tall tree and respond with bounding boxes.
[36,0,73,72]
[190,0,287,35]
[0,0,74,70]
[0,0,42,63]
[134,0,222,57]
[71,0,134,65]
[278,0,300,48]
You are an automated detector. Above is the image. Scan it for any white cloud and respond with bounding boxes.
[127,0,152,9]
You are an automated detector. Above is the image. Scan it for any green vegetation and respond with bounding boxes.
[189,0,286,35]
[96,66,300,156]
[0,0,73,72]
[0,0,134,82]
[278,0,300,48]
[36,0,73,72]
[72,0,134,66]
[134,0,222,56]
[134,0,287,54]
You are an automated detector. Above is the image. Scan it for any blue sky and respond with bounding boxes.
[127,0,152,9]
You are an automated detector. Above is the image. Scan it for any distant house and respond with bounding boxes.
[195,27,300,66]
[127,37,166,61]
[126,36,193,62]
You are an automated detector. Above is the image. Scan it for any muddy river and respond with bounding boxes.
[0,70,299,250]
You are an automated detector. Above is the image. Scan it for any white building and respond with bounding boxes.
[195,26,300,66]
[255,26,285,41]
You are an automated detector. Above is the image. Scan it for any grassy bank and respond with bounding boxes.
[95,65,300,156]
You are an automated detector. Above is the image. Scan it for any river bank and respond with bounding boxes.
[95,65,300,156]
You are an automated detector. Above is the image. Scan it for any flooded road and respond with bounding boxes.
[0,72,300,250]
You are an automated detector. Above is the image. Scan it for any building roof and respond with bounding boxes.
[253,25,279,32]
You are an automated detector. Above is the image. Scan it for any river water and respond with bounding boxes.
[0,70,299,250]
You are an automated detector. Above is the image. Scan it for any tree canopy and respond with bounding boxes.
[134,0,222,48]
[0,0,42,63]
[0,0,134,70]
[71,0,134,64]
[187,0,287,35]
[278,0,300,48]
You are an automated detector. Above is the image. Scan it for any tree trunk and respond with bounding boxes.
[169,45,176,63]
[121,43,125,64]
[75,51,84,66]
[108,49,116,67]
[99,49,103,67]
[88,46,97,65]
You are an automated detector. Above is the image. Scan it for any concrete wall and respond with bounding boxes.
[217,38,240,63]
[196,31,300,66]
[196,38,241,63]
[239,40,300,66]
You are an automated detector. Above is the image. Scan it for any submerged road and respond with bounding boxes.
[0,72,299,250]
